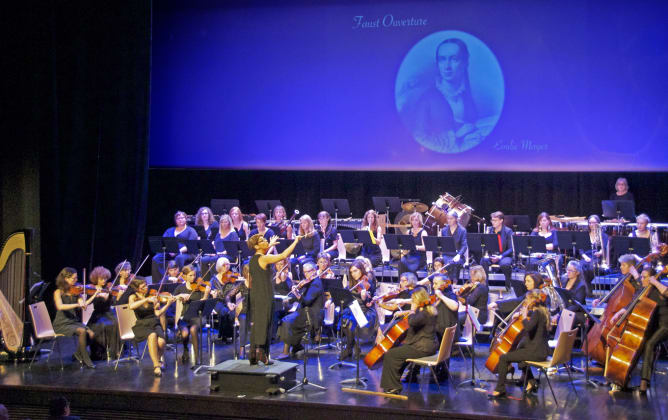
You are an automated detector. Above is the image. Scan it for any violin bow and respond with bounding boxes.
[107,259,128,290]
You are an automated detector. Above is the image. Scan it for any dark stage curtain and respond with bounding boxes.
[147,169,668,236]
[35,1,152,283]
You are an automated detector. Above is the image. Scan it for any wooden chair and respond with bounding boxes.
[28,301,70,369]
[523,328,578,404]
[406,325,457,391]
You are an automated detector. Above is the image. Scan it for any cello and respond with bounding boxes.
[364,281,446,369]
[604,254,668,387]
[584,246,666,364]
[485,289,548,374]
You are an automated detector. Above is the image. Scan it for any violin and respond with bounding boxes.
[192,277,211,293]
[318,267,335,279]
[148,289,176,304]
[276,209,300,236]
[220,271,239,284]
[349,275,371,292]
[67,283,85,296]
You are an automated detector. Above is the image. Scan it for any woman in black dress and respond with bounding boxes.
[317,211,339,260]
[128,278,175,377]
[173,265,210,363]
[489,290,550,398]
[87,266,121,360]
[360,209,383,267]
[339,259,378,360]
[380,288,439,394]
[398,212,427,275]
[247,233,303,365]
[52,267,98,368]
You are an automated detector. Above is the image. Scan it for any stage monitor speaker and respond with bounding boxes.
[208,359,298,394]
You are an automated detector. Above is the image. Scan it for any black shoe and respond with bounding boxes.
[526,379,539,394]
[181,352,189,363]
[290,343,304,357]
[385,388,402,395]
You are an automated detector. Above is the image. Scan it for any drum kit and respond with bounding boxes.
[393,193,475,236]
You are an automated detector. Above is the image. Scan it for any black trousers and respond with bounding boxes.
[380,344,432,391]
[494,347,545,392]
[641,325,668,382]
[481,257,512,290]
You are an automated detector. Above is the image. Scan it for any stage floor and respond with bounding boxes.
[1,336,666,420]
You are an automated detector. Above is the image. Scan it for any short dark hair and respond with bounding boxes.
[491,211,504,220]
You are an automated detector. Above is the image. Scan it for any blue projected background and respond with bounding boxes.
[150,1,668,171]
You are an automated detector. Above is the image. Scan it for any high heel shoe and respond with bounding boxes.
[525,379,539,394]
[74,351,95,369]
[153,366,162,377]
[488,391,507,400]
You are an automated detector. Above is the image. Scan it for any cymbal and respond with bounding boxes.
[401,201,428,213]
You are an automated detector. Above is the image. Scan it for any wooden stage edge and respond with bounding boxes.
[0,383,494,420]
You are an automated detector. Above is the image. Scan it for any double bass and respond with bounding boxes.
[604,248,668,386]
[584,247,666,364]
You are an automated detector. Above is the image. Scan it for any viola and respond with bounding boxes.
[220,271,240,284]
[67,283,85,296]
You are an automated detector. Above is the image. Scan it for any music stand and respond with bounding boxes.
[327,287,357,371]
[162,237,183,254]
[513,236,547,270]
[339,299,370,389]
[223,240,252,271]
[286,300,327,393]
[149,237,168,281]
[457,305,487,389]
[510,279,527,298]
[423,236,456,256]
[504,215,532,233]
[481,234,501,256]
[321,199,352,229]
[383,234,417,254]
[210,199,239,216]
[554,287,601,387]
[609,237,650,268]
[255,200,282,216]
[372,196,402,216]
[556,231,591,258]
[338,230,360,245]
[601,200,635,221]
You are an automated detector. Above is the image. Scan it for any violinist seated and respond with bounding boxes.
[272,258,295,341]
[317,252,337,324]
[277,262,324,358]
[224,264,251,358]
[488,291,551,399]
[558,261,589,327]
[432,274,460,343]
[201,214,240,276]
[378,272,418,315]
[339,260,378,361]
[210,257,241,342]
[52,267,98,369]
[440,210,468,284]
[456,265,489,330]
[398,212,428,276]
[480,211,514,292]
[579,215,610,294]
[270,205,292,239]
[151,210,198,283]
[112,260,134,306]
[380,288,439,395]
[128,278,176,377]
[165,261,181,283]
[488,273,548,334]
[607,265,668,393]
[87,266,121,361]
[173,265,211,364]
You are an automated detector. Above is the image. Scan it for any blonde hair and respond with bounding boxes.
[412,288,437,316]
[299,214,315,235]
[218,214,233,235]
[469,265,487,284]
[409,212,424,226]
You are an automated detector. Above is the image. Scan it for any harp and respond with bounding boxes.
[0,230,31,354]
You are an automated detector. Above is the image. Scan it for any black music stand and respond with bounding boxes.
[321,199,352,229]
[504,215,532,233]
[338,230,359,245]
[327,287,357,371]
[149,236,168,281]
[481,234,501,256]
[223,240,252,271]
[210,199,239,216]
[372,196,402,216]
[162,237,183,255]
[198,239,217,255]
[602,200,635,221]
[510,279,527,298]
[554,287,601,388]
[609,237,650,268]
[255,200,282,216]
[556,231,591,258]
[383,234,417,254]
[513,236,547,270]
[423,236,456,255]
